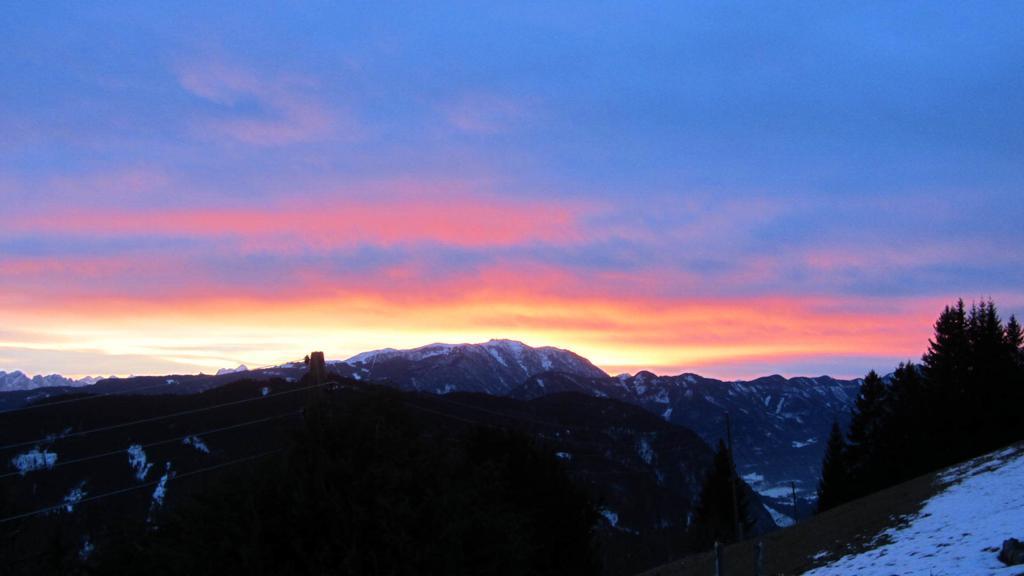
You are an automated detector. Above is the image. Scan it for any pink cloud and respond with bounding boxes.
[801,240,1023,272]
[11,193,592,250]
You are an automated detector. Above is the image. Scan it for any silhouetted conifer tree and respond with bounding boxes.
[819,299,1024,510]
[1005,315,1024,440]
[691,440,753,549]
[1006,315,1024,358]
[967,302,1004,428]
[844,370,889,495]
[883,362,929,479]
[922,300,971,457]
[816,421,848,513]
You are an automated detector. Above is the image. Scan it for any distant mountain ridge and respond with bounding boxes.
[0,376,775,576]
[513,370,861,514]
[329,340,860,512]
[0,339,860,513]
[0,370,103,392]
[337,339,608,395]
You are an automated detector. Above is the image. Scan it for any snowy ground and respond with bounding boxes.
[805,445,1024,575]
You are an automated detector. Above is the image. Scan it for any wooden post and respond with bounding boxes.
[714,541,722,576]
[755,541,763,576]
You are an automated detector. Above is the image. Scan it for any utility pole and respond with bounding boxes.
[725,412,743,543]
[714,541,722,576]
[755,541,764,576]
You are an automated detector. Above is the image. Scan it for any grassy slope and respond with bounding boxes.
[637,446,1024,576]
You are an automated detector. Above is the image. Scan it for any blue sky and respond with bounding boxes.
[1,2,1022,378]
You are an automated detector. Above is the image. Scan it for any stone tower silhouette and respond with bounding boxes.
[308,351,326,386]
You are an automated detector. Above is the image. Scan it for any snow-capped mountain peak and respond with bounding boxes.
[338,339,608,395]
[0,370,98,393]
[215,365,250,376]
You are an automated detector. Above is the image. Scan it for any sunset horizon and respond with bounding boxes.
[3,5,1024,574]
[2,5,1022,379]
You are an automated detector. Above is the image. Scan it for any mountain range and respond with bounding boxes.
[334,340,860,510]
[0,375,776,575]
[0,370,104,392]
[0,339,862,515]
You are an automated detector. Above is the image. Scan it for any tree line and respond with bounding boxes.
[818,299,1024,511]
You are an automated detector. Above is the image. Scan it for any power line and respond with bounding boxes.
[0,385,711,533]
[0,409,302,480]
[1,383,706,511]
[0,382,323,453]
[0,447,284,525]
[3,388,687,483]
[0,380,204,417]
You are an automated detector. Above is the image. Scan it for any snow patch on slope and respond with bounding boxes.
[149,462,173,519]
[11,448,57,475]
[63,481,86,513]
[127,444,152,481]
[600,508,619,527]
[765,505,794,528]
[182,435,210,454]
[637,437,655,465]
[742,472,764,485]
[486,346,509,367]
[539,351,554,370]
[805,445,1024,575]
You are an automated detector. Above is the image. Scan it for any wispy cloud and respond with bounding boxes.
[176,59,351,146]
[3,3,1023,378]
[10,192,592,250]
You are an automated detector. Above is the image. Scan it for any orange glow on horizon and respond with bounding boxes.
[0,283,941,380]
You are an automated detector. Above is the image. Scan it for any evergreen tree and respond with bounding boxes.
[818,299,1024,511]
[967,301,1004,388]
[967,301,1009,449]
[921,300,971,460]
[923,300,970,387]
[1005,315,1023,361]
[1006,315,1024,359]
[883,362,929,480]
[690,440,753,549]
[816,421,848,513]
[1005,315,1024,440]
[844,370,889,496]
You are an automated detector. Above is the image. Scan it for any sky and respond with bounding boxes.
[1,2,1023,379]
